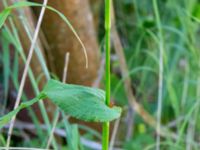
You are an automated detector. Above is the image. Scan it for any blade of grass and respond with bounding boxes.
[5,0,50,149]
[3,24,55,147]
[0,1,89,69]
[102,0,111,149]
[46,52,70,149]
[0,9,11,28]
[152,0,164,149]
[2,1,88,68]
[19,11,50,80]
[1,33,10,115]
[1,25,45,142]
[0,134,6,146]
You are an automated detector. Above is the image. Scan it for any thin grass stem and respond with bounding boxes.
[6,0,49,149]
[102,0,111,149]
[46,53,70,149]
[152,0,164,150]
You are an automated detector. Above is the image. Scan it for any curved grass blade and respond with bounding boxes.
[0,9,11,28]
[0,94,45,129]
[0,1,88,68]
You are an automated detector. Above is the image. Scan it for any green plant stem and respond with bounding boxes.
[103,0,111,149]
[152,0,164,150]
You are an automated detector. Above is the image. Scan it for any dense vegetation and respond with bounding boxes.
[1,0,200,150]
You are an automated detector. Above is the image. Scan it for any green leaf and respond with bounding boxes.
[42,80,121,122]
[0,80,121,129]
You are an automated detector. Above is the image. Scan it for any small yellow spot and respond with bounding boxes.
[138,123,146,134]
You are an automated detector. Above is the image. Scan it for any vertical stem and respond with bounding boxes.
[105,0,111,111]
[152,0,164,150]
[103,0,111,150]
